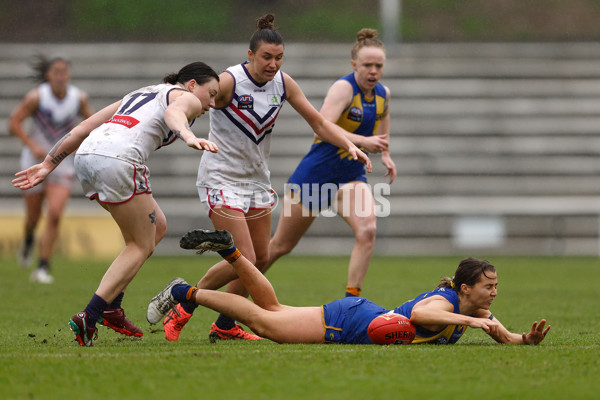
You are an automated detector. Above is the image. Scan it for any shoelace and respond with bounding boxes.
[169,307,189,330]
[163,307,181,325]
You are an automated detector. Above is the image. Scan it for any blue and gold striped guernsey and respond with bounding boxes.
[393,288,468,344]
[287,72,387,211]
[320,288,468,345]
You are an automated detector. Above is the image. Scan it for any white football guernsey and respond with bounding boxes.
[197,63,287,191]
[20,82,82,190]
[77,84,186,164]
[30,82,82,150]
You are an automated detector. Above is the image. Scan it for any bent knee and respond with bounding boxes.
[355,223,377,244]
[254,253,271,272]
[155,218,167,244]
[127,241,156,260]
[269,240,295,261]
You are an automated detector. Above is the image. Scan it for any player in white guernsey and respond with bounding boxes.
[161,14,371,342]
[13,62,220,347]
[9,56,93,283]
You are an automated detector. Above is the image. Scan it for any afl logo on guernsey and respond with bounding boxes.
[347,106,362,122]
[237,94,254,110]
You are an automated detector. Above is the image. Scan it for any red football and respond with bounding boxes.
[368,313,416,345]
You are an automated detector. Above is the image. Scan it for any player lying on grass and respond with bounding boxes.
[148,230,550,345]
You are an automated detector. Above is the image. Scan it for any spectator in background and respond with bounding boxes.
[8,55,93,283]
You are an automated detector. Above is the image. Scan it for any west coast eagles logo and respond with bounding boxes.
[347,106,362,122]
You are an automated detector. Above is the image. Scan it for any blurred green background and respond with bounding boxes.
[2,0,600,43]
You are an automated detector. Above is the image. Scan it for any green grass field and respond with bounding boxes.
[1,254,598,399]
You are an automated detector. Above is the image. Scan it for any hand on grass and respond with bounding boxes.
[522,319,550,345]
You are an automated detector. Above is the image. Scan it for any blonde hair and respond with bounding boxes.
[351,28,385,60]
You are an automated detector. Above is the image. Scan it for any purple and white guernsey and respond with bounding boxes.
[197,62,287,192]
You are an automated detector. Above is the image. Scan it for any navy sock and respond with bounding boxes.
[84,294,108,327]
[181,302,198,314]
[215,314,236,330]
[24,233,34,247]
[217,247,237,258]
[38,259,50,272]
[108,292,124,309]
[171,284,197,304]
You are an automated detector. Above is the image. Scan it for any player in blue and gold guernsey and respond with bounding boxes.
[149,230,551,346]
[267,28,396,299]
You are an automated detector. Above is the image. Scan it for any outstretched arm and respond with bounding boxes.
[410,296,502,334]
[164,90,218,153]
[12,101,120,190]
[475,310,551,345]
[284,73,372,172]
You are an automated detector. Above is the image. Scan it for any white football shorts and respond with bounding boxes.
[20,147,75,194]
[74,154,152,204]
[198,184,275,215]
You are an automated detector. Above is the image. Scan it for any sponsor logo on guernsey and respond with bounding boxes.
[238,95,254,110]
[267,94,281,107]
[107,115,140,128]
[347,106,362,122]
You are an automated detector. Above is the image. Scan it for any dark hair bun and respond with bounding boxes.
[257,13,275,30]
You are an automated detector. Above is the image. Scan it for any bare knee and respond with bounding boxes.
[143,243,156,259]
[255,253,270,272]
[243,312,281,339]
[355,222,376,245]
[128,240,155,260]
[154,215,167,244]
[269,238,295,262]
[45,212,62,229]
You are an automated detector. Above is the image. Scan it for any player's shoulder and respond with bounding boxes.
[432,286,458,297]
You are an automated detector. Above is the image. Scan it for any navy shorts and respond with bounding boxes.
[321,297,388,344]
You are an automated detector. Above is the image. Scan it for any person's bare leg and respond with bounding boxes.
[267,196,316,272]
[71,194,161,344]
[38,183,71,262]
[192,253,324,343]
[336,182,377,294]
[96,194,162,302]
[221,208,272,297]
[196,207,257,290]
[23,191,43,236]
[19,191,43,268]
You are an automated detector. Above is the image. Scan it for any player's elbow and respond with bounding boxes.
[8,116,19,136]
[408,309,426,326]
